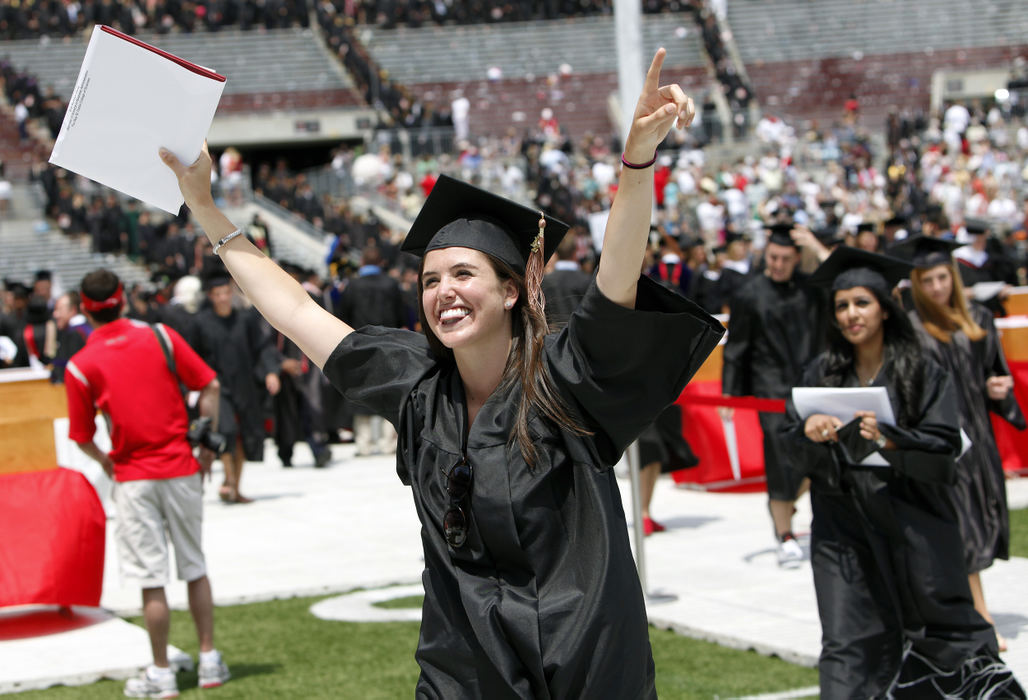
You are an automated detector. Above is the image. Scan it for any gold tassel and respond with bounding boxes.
[525,213,546,317]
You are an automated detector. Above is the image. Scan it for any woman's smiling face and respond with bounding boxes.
[421,247,517,351]
[834,285,886,348]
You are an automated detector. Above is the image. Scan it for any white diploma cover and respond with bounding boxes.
[49,25,226,214]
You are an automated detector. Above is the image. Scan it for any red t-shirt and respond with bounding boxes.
[65,319,216,482]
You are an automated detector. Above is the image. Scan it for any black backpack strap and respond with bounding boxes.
[151,323,188,403]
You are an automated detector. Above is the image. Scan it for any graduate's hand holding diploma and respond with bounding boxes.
[805,413,843,443]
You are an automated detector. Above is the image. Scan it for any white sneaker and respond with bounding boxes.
[124,666,178,698]
[777,536,804,569]
[198,651,231,689]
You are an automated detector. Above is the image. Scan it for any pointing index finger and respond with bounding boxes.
[644,47,667,92]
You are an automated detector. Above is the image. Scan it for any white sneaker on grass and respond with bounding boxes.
[124,665,178,699]
[777,536,804,569]
[198,650,231,689]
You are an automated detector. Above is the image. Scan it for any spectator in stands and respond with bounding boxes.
[783,247,1023,698]
[161,46,717,699]
[65,268,230,698]
[193,276,280,503]
[721,223,826,567]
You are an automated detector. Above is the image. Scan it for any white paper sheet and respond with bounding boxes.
[971,281,1006,302]
[49,25,226,214]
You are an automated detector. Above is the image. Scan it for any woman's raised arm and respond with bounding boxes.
[596,47,695,308]
[161,143,352,369]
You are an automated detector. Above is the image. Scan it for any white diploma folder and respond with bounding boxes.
[792,386,895,466]
[49,25,226,215]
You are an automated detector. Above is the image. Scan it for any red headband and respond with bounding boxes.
[81,282,124,312]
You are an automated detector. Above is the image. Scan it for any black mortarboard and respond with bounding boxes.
[764,221,798,248]
[809,246,913,297]
[888,235,962,269]
[33,269,52,282]
[855,222,877,234]
[963,217,991,236]
[724,230,749,245]
[883,214,907,228]
[814,225,844,247]
[204,275,232,291]
[400,175,569,274]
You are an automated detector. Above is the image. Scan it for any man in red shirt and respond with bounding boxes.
[65,269,230,698]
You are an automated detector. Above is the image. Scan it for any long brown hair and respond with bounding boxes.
[417,253,590,468]
[911,262,986,343]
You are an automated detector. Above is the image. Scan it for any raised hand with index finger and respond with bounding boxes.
[623,48,695,166]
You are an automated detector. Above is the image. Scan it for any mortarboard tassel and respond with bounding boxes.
[525,214,546,318]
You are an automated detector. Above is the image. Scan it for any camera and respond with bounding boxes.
[187,416,227,455]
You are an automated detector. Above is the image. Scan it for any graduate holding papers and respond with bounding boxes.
[781,246,1024,699]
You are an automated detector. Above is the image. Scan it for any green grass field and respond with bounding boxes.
[19,509,1027,699]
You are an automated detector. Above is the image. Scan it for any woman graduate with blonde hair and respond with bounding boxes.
[895,234,1026,652]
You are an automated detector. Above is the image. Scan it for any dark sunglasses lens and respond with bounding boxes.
[446,461,472,499]
[444,507,467,548]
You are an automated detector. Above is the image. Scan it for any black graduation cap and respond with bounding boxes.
[33,269,52,282]
[888,235,962,269]
[808,246,913,294]
[814,225,844,247]
[855,221,877,234]
[400,174,569,273]
[724,230,749,245]
[963,217,991,236]
[883,214,907,228]
[763,221,798,248]
[203,274,232,291]
[3,277,27,294]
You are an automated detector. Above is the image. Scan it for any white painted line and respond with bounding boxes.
[719,686,820,700]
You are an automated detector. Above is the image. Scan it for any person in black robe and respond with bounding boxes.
[895,235,1026,652]
[540,232,591,328]
[160,50,722,698]
[722,223,826,566]
[954,218,1019,316]
[193,276,279,503]
[714,230,752,313]
[782,246,1024,699]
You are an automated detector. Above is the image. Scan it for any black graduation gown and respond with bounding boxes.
[723,273,826,499]
[194,306,278,460]
[323,278,724,699]
[782,355,1023,700]
[909,304,1026,573]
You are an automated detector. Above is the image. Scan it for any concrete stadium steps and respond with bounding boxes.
[726,0,1028,65]
[0,28,356,109]
[362,14,706,86]
[408,65,710,145]
[0,201,152,293]
[751,44,1028,127]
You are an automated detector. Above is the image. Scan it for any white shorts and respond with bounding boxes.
[113,472,206,588]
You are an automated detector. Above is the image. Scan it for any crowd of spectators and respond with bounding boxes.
[0,0,309,40]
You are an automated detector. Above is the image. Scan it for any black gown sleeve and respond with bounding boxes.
[878,361,962,484]
[321,326,437,428]
[721,284,755,397]
[546,276,725,463]
[977,306,1027,430]
[780,356,840,486]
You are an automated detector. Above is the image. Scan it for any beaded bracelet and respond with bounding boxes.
[621,152,658,170]
[213,228,244,255]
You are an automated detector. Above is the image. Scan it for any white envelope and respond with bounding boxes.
[49,25,226,214]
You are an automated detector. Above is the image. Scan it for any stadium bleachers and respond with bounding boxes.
[0,27,360,113]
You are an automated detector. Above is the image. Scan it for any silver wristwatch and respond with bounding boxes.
[874,434,887,450]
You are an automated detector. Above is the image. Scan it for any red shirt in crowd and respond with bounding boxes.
[65,319,216,482]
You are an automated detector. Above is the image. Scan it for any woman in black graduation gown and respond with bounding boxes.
[896,235,1026,652]
[781,247,1024,699]
[162,50,725,699]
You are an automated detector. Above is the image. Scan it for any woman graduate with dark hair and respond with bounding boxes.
[162,49,725,699]
[894,234,1026,652]
[782,247,1024,699]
